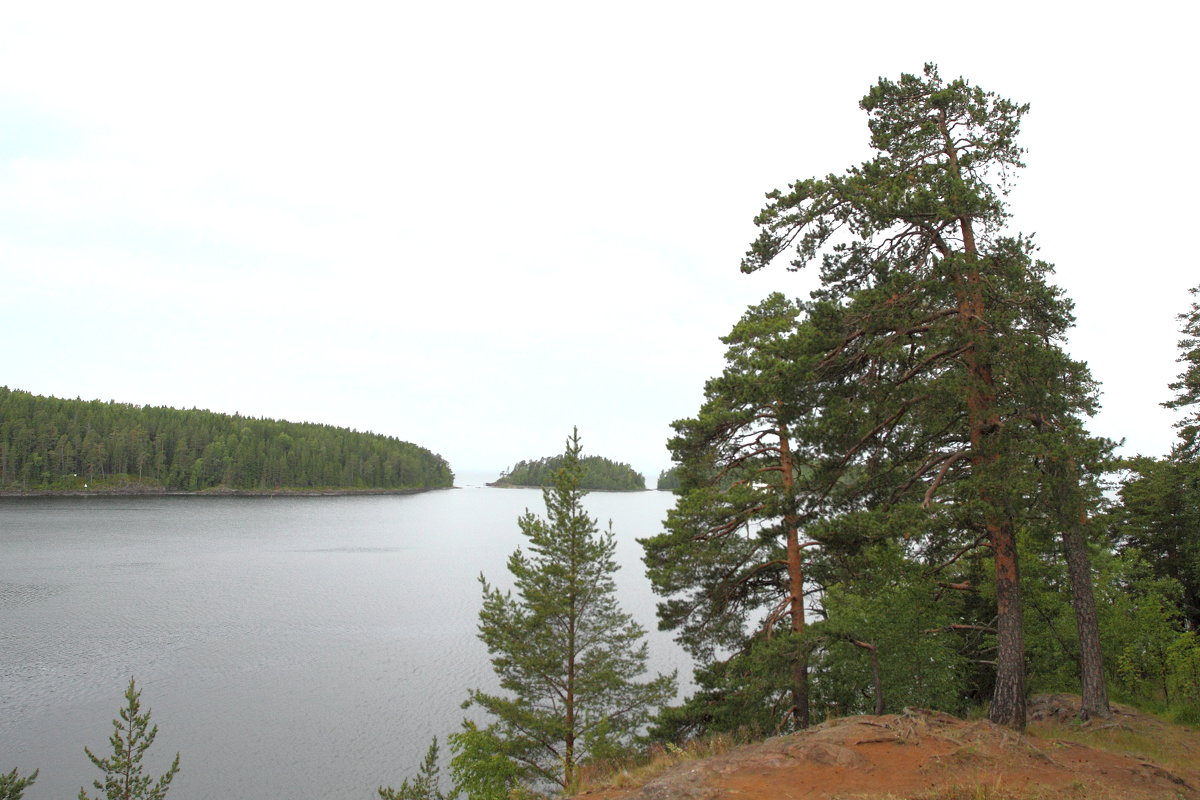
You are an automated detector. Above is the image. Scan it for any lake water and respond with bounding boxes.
[0,472,691,800]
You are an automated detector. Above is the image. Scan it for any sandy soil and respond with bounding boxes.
[576,695,1200,800]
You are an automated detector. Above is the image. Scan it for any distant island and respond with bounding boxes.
[655,466,682,491]
[490,454,645,491]
[0,387,453,494]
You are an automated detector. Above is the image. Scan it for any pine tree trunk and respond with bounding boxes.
[862,641,884,715]
[780,424,810,728]
[565,578,577,788]
[947,133,1027,730]
[790,656,810,729]
[1062,521,1110,719]
[1048,457,1111,719]
[989,520,1027,729]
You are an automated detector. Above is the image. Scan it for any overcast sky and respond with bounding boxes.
[2,1,1195,481]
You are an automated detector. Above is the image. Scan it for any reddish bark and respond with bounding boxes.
[780,423,810,729]
[938,107,1027,731]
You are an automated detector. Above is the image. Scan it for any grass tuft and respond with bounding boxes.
[573,732,745,793]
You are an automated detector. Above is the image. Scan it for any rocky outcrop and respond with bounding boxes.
[577,698,1200,800]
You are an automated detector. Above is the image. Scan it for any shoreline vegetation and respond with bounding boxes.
[0,387,454,493]
[0,486,448,497]
[485,481,648,492]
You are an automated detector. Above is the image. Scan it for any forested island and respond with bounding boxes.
[490,453,645,491]
[0,387,453,493]
[655,466,681,491]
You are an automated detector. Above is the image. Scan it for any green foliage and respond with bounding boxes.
[447,722,529,800]
[0,769,37,800]
[1165,285,1200,457]
[1112,289,1200,630]
[643,294,814,658]
[735,63,1110,729]
[378,738,448,800]
[1112,456,1200,629]
[1019,544,1086,695]
[813,549,972,717]
[654,467,681,492]
[465,430,675,792]
[1086,549,1197,713]
[493,454,645,491]
[647,634,806,742]
[79,679,180,800]
[1124,607,1181,695]
[649,546,975,740]
[1165,632,1200,711]
[0,387,453,492]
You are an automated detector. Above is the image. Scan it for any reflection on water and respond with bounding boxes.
[0,482,689,800]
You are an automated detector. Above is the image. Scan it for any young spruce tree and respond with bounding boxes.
[457,429,675,794]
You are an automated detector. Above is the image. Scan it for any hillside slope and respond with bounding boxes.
[577,695,1199,800]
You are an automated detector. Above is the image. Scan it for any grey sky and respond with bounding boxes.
[2,1,1195,481]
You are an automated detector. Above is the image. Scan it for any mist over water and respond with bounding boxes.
[0,474,689,800]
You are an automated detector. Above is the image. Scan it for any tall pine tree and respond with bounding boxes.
[643,294,826,731]
[742,65,1107,728]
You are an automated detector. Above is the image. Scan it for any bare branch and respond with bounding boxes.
[923,450,967,508]
[924,623,997,634]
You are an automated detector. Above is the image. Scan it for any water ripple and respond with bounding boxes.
[0,581,66,608]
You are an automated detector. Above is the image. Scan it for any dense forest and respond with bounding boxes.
[491,454,645,491]
[0,387,453,492]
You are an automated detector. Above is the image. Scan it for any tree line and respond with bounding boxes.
[0,388,453,492]
[492,454,645,491]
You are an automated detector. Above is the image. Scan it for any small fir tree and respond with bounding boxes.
[457,429,675,793]
[79,678,180,800]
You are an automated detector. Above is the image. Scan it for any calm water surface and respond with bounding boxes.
[0,473,690,800]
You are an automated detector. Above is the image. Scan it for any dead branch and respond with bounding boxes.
[926,534,990,577]
[923,624,997,634]
[897,344,973,386]
[922,450,967,508]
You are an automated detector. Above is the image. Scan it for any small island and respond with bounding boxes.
[655,466,682,491]
[490,454,646,491]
